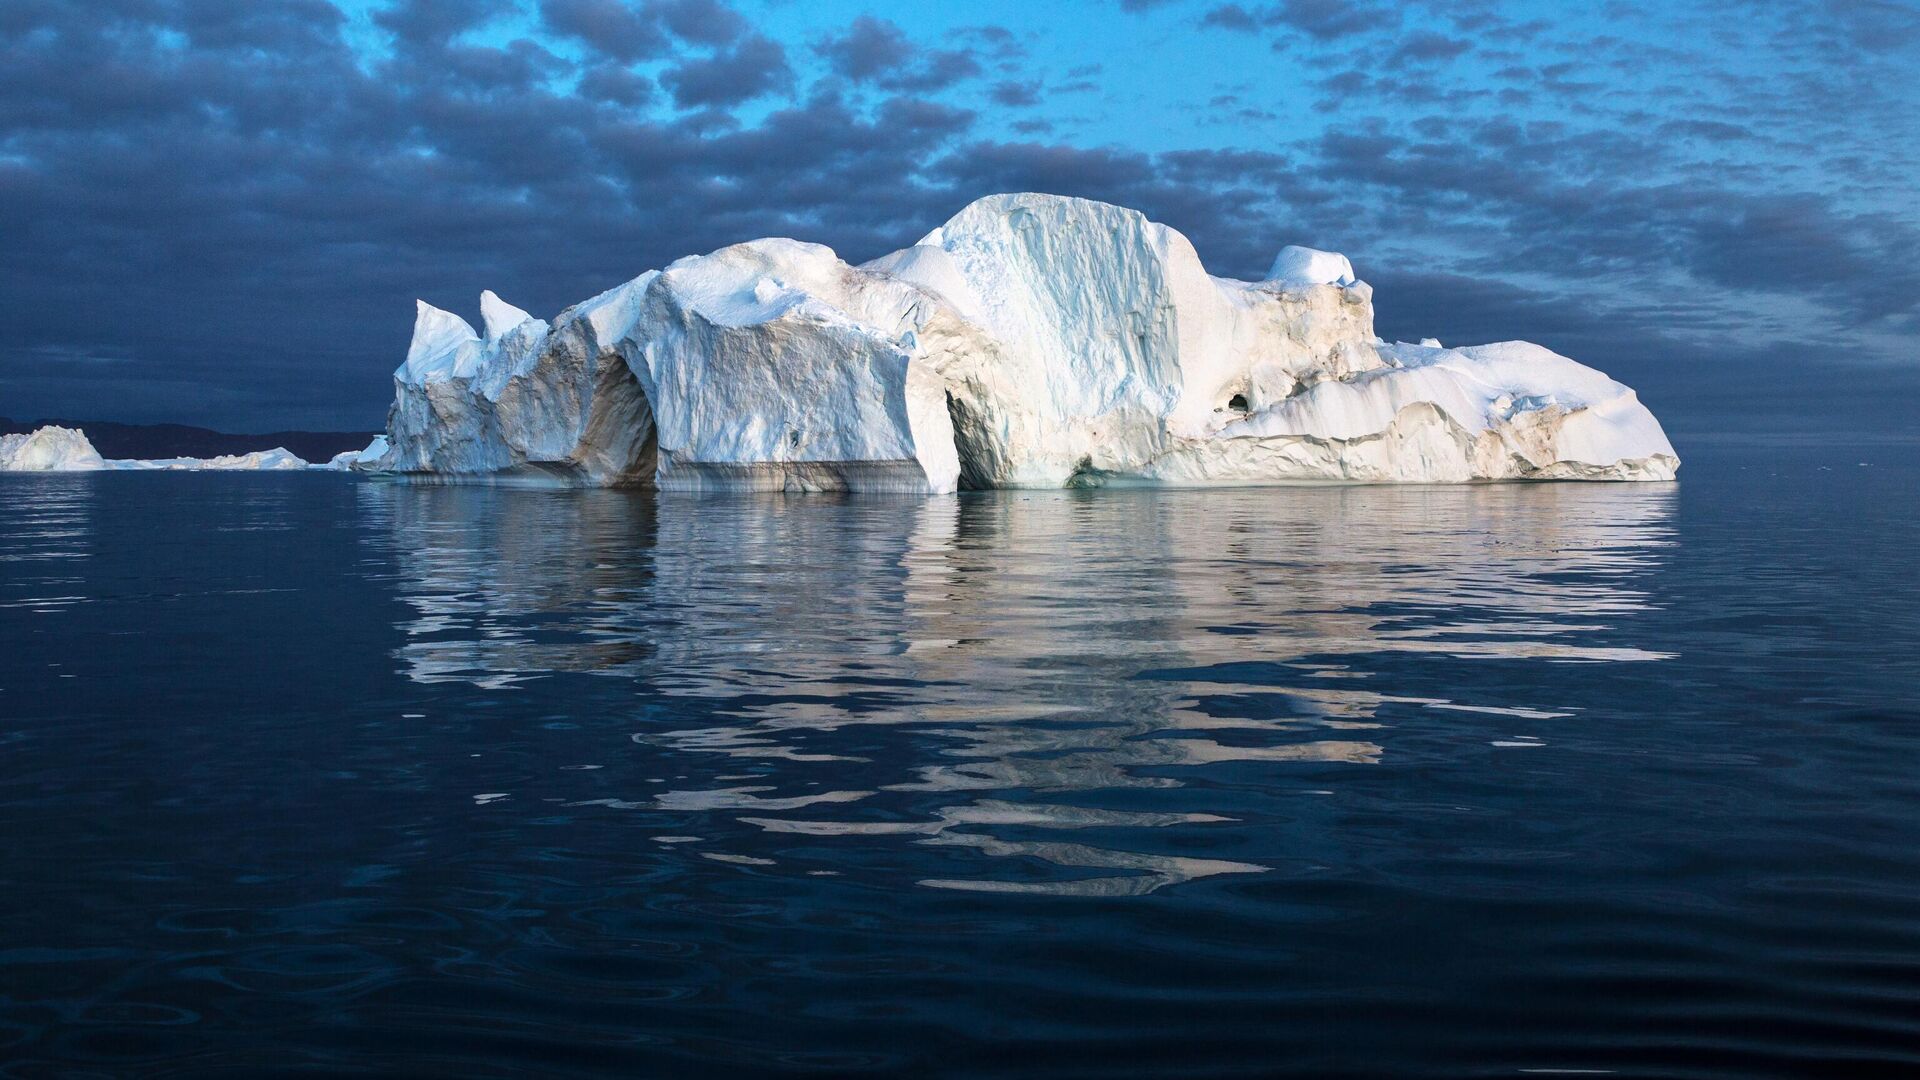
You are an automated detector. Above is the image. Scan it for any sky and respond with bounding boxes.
[2,0,1916,438]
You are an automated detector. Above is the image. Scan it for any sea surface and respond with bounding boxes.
[1,443,1916,1077]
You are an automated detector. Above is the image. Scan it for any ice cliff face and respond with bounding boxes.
[383,281,658,483]
[626,239,960,492]
[374,193,1678,492]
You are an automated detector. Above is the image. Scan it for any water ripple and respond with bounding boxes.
[366,483,1677,896]
[4,454,1918,1076]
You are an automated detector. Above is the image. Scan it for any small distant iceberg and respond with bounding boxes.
[362,193,1679,492]
[334,434,390,472]
[0,426,312,472]
[112,447,310,471]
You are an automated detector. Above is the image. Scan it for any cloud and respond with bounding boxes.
[653,0,747,46]
[540,0,746,61]
[1201,4,1262,32]
[660,33,792,108]
[540,0,671,62]
[989,80,1043,107]
[1390,31,1470,63]
[1655,119,1752,143]
[577,64,654,107]
[815,15,913,80]
[375,0,514,48]
[1195,0,1401,41]
[174,0,349,52]
[814,16,984,92]
[0,0,1912,434]
[956,25,1026,62]
[1268,0,1395,40]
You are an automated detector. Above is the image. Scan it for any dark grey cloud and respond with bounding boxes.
[539,0,668,62]
[1201,4,1262,32]
[815,14,913,80]
[373,0,513,47]
[989,80,1043,107]
[653,0,747,46]
[538,0,744,61]
[174,0,349,52]
[659,33,791,108]
[578,64,655,107]
[1267,0,1390,39]
[1,0,1913,437]
[1391,31,1470,63]
[1305,121,1920,328]
[814,16,985,92]
[1220,0,1397,40]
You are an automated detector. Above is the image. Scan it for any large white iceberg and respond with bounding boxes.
[371,194,1678,491]
[0,425,312,472]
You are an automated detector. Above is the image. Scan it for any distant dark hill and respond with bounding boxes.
[0,418,376,463]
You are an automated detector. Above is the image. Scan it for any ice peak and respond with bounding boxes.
[400,300,481,384]
[479,290,534,342]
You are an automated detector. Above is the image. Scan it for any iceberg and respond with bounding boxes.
[370,194,1678,492]
[0,425,107,471]
[205,448,308,470]
[113,448,310,471]
[347,434,392,472]
[0,425,312,472]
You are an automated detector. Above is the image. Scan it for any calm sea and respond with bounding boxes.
[1,442,1916,1077]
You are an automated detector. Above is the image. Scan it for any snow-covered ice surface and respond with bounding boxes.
[371,193,1678,492]
[0,426,311,472]
[1266,245,1356,288]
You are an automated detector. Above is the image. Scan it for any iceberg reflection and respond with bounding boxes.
[364,482,1675,893]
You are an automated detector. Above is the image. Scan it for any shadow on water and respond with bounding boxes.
[361,482,1677,897]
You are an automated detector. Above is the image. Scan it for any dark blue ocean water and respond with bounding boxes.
[1,443,1917,1078]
